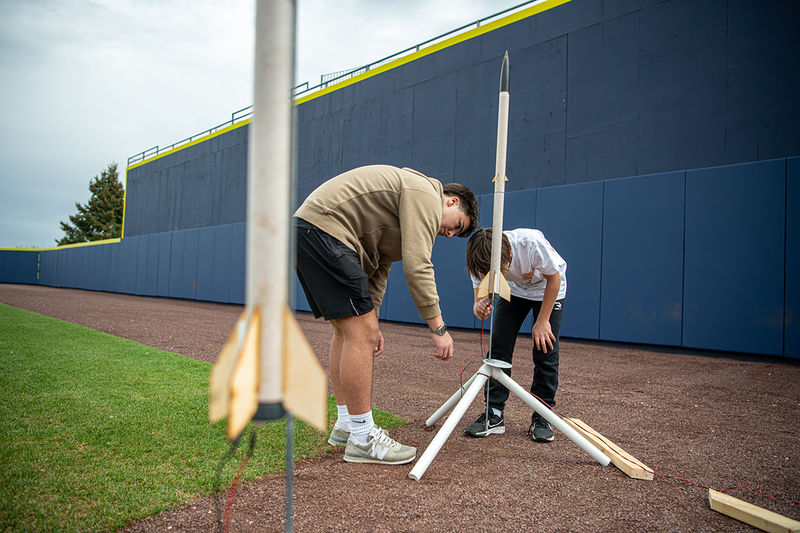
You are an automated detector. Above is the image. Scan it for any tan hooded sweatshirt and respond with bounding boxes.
[294,164,443,319]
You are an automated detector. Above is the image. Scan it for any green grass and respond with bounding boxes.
[0,303,405,532]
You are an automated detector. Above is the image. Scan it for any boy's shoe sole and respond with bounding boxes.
[530,421,555,442]
[465,425,506,438]
[327,427,349,446]
[464,414,506,438]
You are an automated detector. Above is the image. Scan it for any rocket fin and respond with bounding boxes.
[477,272,491,300]
[209,309,247,423]
[227,307,261,439]
[282,307,328,432]
[497,272,511,301]
[476,271,512,302]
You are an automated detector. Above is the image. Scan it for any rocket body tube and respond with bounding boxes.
[489,52,510,297]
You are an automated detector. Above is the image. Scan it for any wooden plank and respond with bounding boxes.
[709,489,800,533]
[563,418,654,480]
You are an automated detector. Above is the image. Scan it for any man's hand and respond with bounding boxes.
[430,331,454,360]
[374,330,384,357]
[532,319,555,353]
[473,296,492,320]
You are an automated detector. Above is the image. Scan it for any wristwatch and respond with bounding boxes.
[429,323,448,336]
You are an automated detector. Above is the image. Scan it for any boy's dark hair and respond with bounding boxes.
[465,228,511,280]
[443,183,479,237]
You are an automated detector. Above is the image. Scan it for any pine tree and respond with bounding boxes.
[57,163,125,245]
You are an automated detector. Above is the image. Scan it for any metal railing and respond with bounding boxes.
[127,0,541,166]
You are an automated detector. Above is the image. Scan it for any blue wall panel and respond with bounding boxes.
[108,241,125,293]
[211,224,233,304]
[786,157,799,359]
[431,236,473,329]
[0,251,35,284]
[536,182,603,339]
[411,73,457,179]
[157,233,172,297]
[600,172,685,346]
[383,262,418,324]
[229,223,246,304]
[196,228,215,302]
[182,228,200,300]
[683,159,785,355]
[132,236,147,295]
[118,238,137,295]
[144,234,160,296]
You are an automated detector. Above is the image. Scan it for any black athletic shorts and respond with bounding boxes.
[294,217,374,320]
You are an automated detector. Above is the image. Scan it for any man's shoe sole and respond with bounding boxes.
[343,453,417,465]
[327,436,348,446]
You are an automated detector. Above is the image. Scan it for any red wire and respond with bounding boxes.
[223,450,252,533]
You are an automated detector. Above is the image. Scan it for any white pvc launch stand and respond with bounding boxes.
[408,358,611,481]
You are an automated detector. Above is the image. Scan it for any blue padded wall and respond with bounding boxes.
[383,262,419,324]
[431,235,473,330]
[786,158,799,359]
[0,251,36,284]
[600,172,685,346]
[124,126,248,237]
[536,182,603,339]
[683,159,785,356]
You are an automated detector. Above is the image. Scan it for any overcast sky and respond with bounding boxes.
[0,0,528,248]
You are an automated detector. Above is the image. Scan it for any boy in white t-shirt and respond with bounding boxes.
[464,228,567,442]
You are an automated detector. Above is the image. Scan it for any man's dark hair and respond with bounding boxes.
[443,182,479,237]
[465,228,511,280]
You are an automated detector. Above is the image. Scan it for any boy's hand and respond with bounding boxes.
[473,296,492,320]
[532,319,556,353]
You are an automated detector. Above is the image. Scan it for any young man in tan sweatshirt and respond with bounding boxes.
[294,164,479,465]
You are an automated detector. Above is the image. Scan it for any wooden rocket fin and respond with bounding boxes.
[282,307,328,432]
[209,309,247,423]
[477,271,511,302]
[209,308,260,440]
[227,307,260,439]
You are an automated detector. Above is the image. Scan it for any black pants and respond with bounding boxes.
[485,295,564,423]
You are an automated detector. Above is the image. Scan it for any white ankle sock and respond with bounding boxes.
[491,407,503,418]
[348,410,374,444]
[335,404,350,431]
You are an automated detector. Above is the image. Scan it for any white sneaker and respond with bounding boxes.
[343,426,416,465]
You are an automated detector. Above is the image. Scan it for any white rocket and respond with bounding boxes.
[209,0,327,440]
[477,51,512,303]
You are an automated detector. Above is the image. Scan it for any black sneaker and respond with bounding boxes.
[529,418,554,442]
[464,412,505,437]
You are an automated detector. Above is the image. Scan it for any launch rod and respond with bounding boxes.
[488,51,510,297]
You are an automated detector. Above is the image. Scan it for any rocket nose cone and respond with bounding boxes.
[500,52,509,93]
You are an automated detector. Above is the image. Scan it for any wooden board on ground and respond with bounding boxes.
[563,418,654,480]
[708,489,800,533]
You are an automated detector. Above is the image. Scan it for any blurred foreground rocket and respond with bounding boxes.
[209,0,327,440]
[477,51,512,302]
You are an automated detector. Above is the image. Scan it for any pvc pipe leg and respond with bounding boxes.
[409,367,490,481]
[491,369,610,466]
[425,372,479,427]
